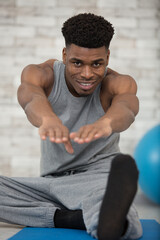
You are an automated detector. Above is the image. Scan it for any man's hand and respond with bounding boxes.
[39,117,74,154]
[70,119,112,144]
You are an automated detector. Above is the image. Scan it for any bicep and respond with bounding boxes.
[113,75,138,95]
[110,75,139,114]
[21,64,48,86]
[18,59,56,104]
[21,58,56,87]
[17,82,47,110]
[18,64,50,109]
[111,93,139,116]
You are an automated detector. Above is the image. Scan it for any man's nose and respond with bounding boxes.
[81,66,94,79]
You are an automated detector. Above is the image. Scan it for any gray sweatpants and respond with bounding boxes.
[0,159,142,239]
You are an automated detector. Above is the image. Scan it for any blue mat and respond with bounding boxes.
[8,220,160,240]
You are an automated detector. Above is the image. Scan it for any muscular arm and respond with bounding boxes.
[70,74,139,143]
[18,60,57,127]
[100,74,139,132]
[18,60,74,154]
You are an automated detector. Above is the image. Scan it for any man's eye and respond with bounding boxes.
[74,62,81,67]
[93,63,100,67]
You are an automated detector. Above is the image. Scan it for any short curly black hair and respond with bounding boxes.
[62,13,114,49]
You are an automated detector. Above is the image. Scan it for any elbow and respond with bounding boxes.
[127,95,139,118]
[130,112,136,124]
[127,110,136,129]
[17,84,27,110]
[134,95,139,116]
[17,85,24,108]
[130,101,139,120]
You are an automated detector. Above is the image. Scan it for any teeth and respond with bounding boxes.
[80,83,92,86]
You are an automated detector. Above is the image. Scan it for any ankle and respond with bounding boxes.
[54,209,86,230]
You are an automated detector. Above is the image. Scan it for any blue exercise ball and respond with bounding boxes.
[134,125,160,205]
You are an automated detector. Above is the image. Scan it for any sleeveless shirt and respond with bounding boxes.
[40,61,120,176]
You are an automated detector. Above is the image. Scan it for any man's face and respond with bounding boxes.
[63,44,110,97]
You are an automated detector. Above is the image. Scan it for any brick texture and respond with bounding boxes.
[0,0,159,177]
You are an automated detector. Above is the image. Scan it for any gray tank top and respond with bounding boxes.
[40,60,120,176]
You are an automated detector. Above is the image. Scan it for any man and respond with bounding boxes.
[0,13,142,240]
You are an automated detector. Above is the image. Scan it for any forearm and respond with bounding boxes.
[99,94,139,133]
[100,103,135,133]
[24,96,60,127]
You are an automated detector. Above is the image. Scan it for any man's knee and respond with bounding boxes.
[112,154,139,176]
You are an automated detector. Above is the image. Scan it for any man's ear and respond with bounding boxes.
[106,49,110,65]
[62,47,66,64]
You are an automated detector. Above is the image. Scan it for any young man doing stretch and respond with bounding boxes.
[0,13,142,240]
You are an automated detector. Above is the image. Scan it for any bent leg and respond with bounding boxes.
[98,154,140,240]
[81,155,142,239]
[0,176,59,227]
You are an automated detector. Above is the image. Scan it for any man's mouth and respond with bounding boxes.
[76,81,96,90]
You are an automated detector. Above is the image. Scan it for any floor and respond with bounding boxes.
[0,188,160,240]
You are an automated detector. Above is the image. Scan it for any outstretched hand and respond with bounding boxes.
[70,119,112,144]
[39,117,112,154]
[39,117,74,154]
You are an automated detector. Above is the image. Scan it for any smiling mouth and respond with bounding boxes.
[76,81,96,90]
[79,82,94,86]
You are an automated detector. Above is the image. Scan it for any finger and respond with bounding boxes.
[71,127,86,143]
[79,127,92,139]
[48,129,56,142]
[70,132,82,143]
[70,132,77,140]
[93,130,105,139]
[75,126,85,138]
[84,128,99,142]
[70,131,81,143]
[39,128,48,140]
[62,128,70,143]
[64,141,74,154]
[74,126,93,144]
[54,128,63,143]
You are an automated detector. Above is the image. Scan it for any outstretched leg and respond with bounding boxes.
[97,154,139,240]
[0,176,58,227]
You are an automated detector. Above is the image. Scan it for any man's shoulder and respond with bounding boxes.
[103,68,137,95]
[38,59,57,78]
[105,68,134,84]
[21,59,58,96]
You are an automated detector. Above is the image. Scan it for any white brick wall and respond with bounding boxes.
[0,0,159,177]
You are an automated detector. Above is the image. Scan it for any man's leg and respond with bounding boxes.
[97,154,141,240]
[51,154,142,239]
[78,155,142,240]
[0,176,58,227]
